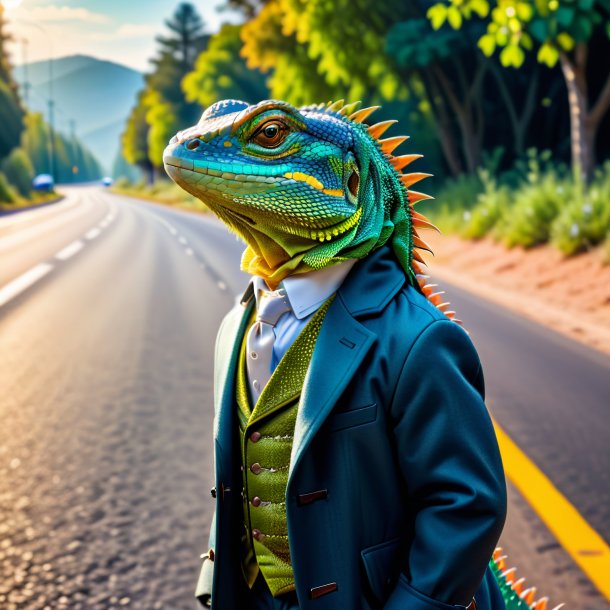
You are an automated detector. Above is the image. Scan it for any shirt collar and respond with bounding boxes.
[249,259,357,320]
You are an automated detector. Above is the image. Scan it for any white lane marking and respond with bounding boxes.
[0,198,93,251]
[0,263,54,308]
[55,240,84,261]
[148,212,177,235]
[178,236,188,245]
[85,227,101,240]
[217,281,227,291]
[0,196,77,229]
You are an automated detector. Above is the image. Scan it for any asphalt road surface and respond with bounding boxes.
[0,186,608,609]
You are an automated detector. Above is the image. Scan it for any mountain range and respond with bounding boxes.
[14,55,145,172]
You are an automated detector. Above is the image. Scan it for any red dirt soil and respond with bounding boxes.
[424,232,610,357]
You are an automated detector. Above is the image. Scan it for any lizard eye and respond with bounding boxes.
[252,121,289,148]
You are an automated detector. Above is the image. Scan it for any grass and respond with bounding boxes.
[112,177,210,214]
[431,151,610,258]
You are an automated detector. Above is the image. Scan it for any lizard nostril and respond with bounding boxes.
[186,138,201,151]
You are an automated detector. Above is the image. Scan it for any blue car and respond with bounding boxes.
[32,174,54,192]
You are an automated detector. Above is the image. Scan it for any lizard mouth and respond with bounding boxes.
[164,154,361,242]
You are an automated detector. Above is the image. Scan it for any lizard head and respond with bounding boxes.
[164,98,438,291]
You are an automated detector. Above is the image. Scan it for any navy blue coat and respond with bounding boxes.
[196,245,507,610]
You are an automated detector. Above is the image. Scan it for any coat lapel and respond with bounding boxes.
[288,295,376,479]
[288,245,407,481]
[214,298,254,452]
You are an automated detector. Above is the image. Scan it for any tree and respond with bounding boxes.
[0,5,24,161]
[428,0,610,180]
[1,147,34,196]
[122,3,209,175]
[122,91,154,183]
[183,24,269,108]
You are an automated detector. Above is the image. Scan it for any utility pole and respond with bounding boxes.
[47,50,55,182]
[20,37,30,106]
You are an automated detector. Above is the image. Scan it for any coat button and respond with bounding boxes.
[250,431,262,443]
[251,496,262,507]
[250,462,262,475]
[210,487,217,498]
[252,528,264,541]
[208,548,215,562]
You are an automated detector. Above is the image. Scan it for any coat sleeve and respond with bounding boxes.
[384,319,507,610]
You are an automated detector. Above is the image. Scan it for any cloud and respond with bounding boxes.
[92,24,158,41]
[25,5,111,25]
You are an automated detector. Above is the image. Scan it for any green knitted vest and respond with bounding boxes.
[235,297,333,597]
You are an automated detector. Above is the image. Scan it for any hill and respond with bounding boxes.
[14,55,144,172]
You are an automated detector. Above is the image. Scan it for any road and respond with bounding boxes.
[0,186,608,609]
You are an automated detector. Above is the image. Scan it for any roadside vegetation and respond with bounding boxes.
[0,5,101,211]
[113,1,610,261]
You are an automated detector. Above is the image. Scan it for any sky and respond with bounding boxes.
[4,0,242,72]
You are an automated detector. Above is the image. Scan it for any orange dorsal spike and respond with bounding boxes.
[368,120,397,139]
[437,302,451,311]
[411,211,440,233]
[493,548,503,560]
[550,605,565,610]
[413,235,434,253]
[349,106,380,123]
[401,172,433,188]
[380,135,409,154]
[411,249,427,265]
[391,154,423,170]
[339,101,361,116]
[422,283,438,296]
[327,99,344,112]
[521,587,536,605]
[408,190,434,204]
[533,597,549,610]
[445,311,456,319]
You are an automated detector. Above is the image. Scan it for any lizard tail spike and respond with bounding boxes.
[368,120,398,139]
[533,597,549,610]
[512,578,526,595]
[401,172,433,188]
[501,568,517,585]
[391,154,423,170]
[380,136,409,154]
[411,249,428,265]
[349,105,380,123]
[492,548,503,560]
[521,588,537,605]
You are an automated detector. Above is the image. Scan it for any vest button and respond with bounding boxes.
[252,528,264,541]
[250,462,262,475]
[250,431,262,443]
[251,496,262,507]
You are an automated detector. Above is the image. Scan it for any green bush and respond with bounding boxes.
[498,171,571,248]
[462,169,512,239]
[550,166,610,255]
[1,147,34,197]
[0,171,17,204]
[428,173,482,234]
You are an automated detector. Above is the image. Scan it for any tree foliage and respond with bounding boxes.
[0,5,24,161]
[427,0,610,179]
[122,3,208,174]
[1,147,34,196]
[183,24,268,108]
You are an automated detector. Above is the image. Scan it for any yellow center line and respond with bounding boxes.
[493,419,610,601]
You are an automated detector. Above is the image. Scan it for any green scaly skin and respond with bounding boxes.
[164,99,557,609]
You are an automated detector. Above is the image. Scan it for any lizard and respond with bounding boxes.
[163,98,561,610]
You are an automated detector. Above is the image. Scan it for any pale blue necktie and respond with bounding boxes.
[246,288,292,404]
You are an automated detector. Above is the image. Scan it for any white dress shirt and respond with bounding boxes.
[248,259,356,397]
